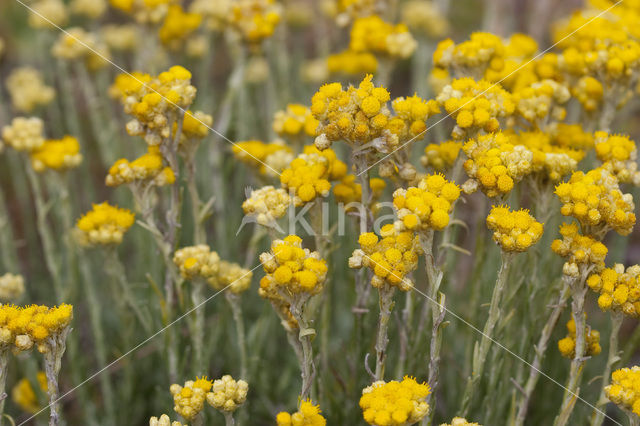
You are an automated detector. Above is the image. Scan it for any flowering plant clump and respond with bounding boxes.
[359,376,431,425]
[170,377,212,420]
[106,146,176,187]
[29,136,82,172]
[551,222,608,277]
[593,132,640,185]
[485,206,543,252]
[605,367,640,416]
[173,245,220,283]
[587,264,640,317]
[0,303,73,350]
[558,317,601,359]
[276,399,326,426]
[206,375,249,413]
[242,186,291,226]
[75,203,135,246]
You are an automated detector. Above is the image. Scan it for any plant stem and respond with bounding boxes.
[191,282,206,374]
[43,327,71,426]
[185,153,206,245]
[374,286,396,381]
[554,276,589,426]
[291,300,316,400]
[514,276,571,426]
[0,348,8,426]
[224,411,236,426]
[590,311,623,426]
[226,292,248,380]
[461,250,513,416]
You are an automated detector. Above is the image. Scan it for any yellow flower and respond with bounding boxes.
[0,303,73,349]
[149,414,185,426]
[0,273,25,303]
[272,104,319,138]
[276,399,326,426]
[1,117,45,153]
[486,206,543,252]
[12,372,48,414]
[228,0,281,45]
[360,376,430,426]
[173,245,220,282]
[605,366,640,416]
[206,375,249,413]
[327,50,378,76]
[242,186,291,226]
[158,4,202,49]
[106,145,175,187]
[439,418,482,426]
[232,140,293,176]
[422,141,462,172]
[594,132,640,185]
[350,16,417,59]
[170,379,208,420]
[588,264,640,317]
[6,67,56,113]
[557,317,601,359]
[75,203,135,246]
[551,222,608,277]
[30,136,82,173]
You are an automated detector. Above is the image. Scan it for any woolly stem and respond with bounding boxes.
[291,299,316,401]
[0,348,9,425]
[374,286,396,381]
[191,282,206,374]
[43,328,70,426]
[226,292,248,380]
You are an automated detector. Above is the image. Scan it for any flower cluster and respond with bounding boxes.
[512,79,570,126]
[122,66,197,146]
[170,377,213,420]
[70,0,107,19]
[510,131,583,182]
[557,317,601,359]
[436,78,514,139]
[439,418,481,426]
[551,222,608,277]
[0,273,25,302]
[75,203,135,247]
[276,399,326,426]
[106,146,176,187]
[349,16,417,59]
[587,264,640,317]
[433,32,505,79]
[421,141,462,172]
[102,24,139,52]
[327,50,378,76]
[1,117,44,152]
[594,132,640,185]
[392,174,461,231]
[109,0,173,24]
[485,206,543,252]
[158,5,202,49]
[12,372,47,414]
[232,140,293,177]
[555,167,636,236]
[349,224,422,291]
[461,132,532,198]
[149,414,184,426]
[242,186,291,227]
[173,245,220,283]
[29,136,82,173]
[51,27,110,71]
[206,375,249,413]
[28,0,68,29]
[272,104,319,139]
[0,304,73,351]
[312,75,397,154]
[605,366,640,416]
[401,0,448,39]
[215,261,253,294]
[259,235,328,298]
[280,146,347,206]
[387,95,440,142]
[228,0,281,45]
[359,376,431,426]
[550,123,594,151]
[333,175,386,209]
[6,67,55,113]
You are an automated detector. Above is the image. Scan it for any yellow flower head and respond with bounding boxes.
[387,95,440,142]
[393,174,461,232]
[509,131,583,182]
[158,4,202,49]
[512,79,570,126]
[333,176,386,211]
[594,132,640,185]
[215,261,253,294]
[350,16,417,59]
[170,379,208,420]
[557,316,601,359]
[276,399,326,426]
[0,303,73,350]
[206,375,249,413]
[0,273,25,303]
[1,117,45,153]
[232,140,293,177]
[51,27,111,70]
[242,185,291,227]
[228,0,281,45]
[109,0,174,24]
[106,145,175,187]
[350,225,422,291]
[605,366,640,417]
[327,50,379,76]
[75,203,135,246]
[6,67,56,113]
[30,136,82,173]
[434,32,506,79]
[587,264,640,317]
[486,206,543,252]
[12,372,48,414]
[173,245,220,282]
[273,104,319,138]
[360,376,430,426]
[421,141,462,172]
[439,418,481,426]
[149,414,185,426]
[551,222,608,277]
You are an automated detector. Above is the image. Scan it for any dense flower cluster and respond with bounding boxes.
[109,0,173,24]
[436,78,514,139]
[512,79,570,126]
[349,16,417,59]
[232,140,293,176]
[149,414,184,426]
[510,131,583,182]
[170,377,213,420]
[28,0,68,29]
[70,0,107,19]
[215,261,253,294]
[555,168,636,236]
[587,264,640,317]
[276,399,326,426]
[228,0,281,45]
[439,418,481,426]
[312,75,396,153]
[6,67,55,113]
[280,146,347,206]
[102,24,139,52]
[392,174,460,231]
[272,104,319,138]
[51,27,110,71]
[461,132,532,198]
[401,0,448,39]
[1,117,44,153]
[121,66,197,146]
[106,146,175,187]
[0,273,25,302]
[485,206,543,252]
[327,50,378,76]
[433,32,505,79]
[75,202,135,246]
[557,317,601,359]
[11,372,47,414]
[605,366,640,416]
[421,141,462,171]
[349,224,422,291]
[242,186,291,227]
[387,95,440,142]
[259,235,328,298]
[333,176,386,208]
[594,132,640,185]
[551,222,608,277]
[0,304,73,350]
[206,375,249,413]
[158,5,202,49]
[29,136,82,173]
[173,245,220,283]
[359,376,430,426]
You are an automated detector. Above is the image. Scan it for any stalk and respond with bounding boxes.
[554,276,588,426]
[0,186,18,272]
[226,292,248,380]
[461,251,513,416]
[0,348,9,425]
[290,299,316,400]
[185,154,206,245]
[43,327,71,426]
[224,412,236,426]
[191,282,206,374]
[374,286,396,381]
[514,277,571,426]
[590,311,624,426]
